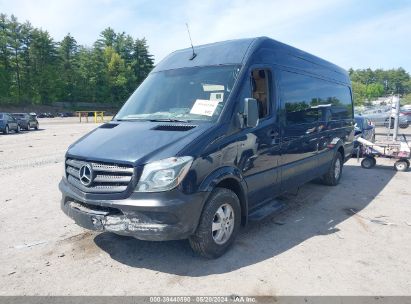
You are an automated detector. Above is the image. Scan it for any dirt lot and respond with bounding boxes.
[0,118,410,295]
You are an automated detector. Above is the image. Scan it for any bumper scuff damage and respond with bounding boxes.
[59,179,207,241]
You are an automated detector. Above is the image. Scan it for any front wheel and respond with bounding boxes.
[361,157,376,169]
[3,125,9,134]
[16,125,21,133]
[322,152,343,186]
[189,188,241,258]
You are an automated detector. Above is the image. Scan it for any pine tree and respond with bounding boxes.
[0,13,155,106]
[58,33,79,102]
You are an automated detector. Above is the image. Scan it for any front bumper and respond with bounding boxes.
[59,178,208,241]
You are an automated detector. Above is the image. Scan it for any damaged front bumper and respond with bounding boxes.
[59,179,207,241]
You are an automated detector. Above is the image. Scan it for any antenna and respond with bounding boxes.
[185,23,197,60]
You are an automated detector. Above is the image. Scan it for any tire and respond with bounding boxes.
[16,125,21,133]
[322,151,343,186]
[34,123,39,130]
[361,157,376,169]
[385,118,394,129]
[3,125,9,134]
[26,124,31,131]
[189,187,241,259]
[394,160,409,172]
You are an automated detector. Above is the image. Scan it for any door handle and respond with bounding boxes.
[269,130,280,144]
[269,130,279,138]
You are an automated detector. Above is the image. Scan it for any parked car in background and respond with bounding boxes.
[0,113,21,134]
[38,112,55,118]
[361,108,408,129]
[400,109,411,124]
[11,113,39,130]
[58,112,74,117]
[353,115,375,156]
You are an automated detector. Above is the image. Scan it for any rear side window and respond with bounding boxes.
[279,71,353,125]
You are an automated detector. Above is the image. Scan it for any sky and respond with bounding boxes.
[1,0,410,72]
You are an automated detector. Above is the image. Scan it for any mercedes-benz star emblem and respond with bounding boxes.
[79,164,93,186]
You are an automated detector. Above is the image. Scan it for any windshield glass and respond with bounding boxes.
[115,65,241,122]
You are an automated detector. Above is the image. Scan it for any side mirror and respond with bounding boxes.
[244,98,259,128]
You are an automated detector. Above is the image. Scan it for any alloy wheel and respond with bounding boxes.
[212,203,235,245]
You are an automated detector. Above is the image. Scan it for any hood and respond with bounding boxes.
[66,121,212,165]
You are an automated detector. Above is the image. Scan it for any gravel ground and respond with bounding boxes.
[0,118,410,295]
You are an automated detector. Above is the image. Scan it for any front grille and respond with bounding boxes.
[65,158,134,193]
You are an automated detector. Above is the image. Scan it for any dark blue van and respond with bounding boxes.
[60,37,354,258]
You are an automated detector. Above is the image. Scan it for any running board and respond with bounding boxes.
[248,200,286,222]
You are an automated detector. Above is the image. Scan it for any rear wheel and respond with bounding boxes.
[322,152,343,186]
[394,160,409,172]
[26,124,31,131]
[16,125,21,133]
[361,157,376,169]
[189,188,241,258]
[3,125,9,134]
[34,123,39,130]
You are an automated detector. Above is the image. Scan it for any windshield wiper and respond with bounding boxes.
[149,118,191,123]
[115,118,149,121]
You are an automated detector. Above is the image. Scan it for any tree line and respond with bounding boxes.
[0,13,154,106]
[1,13,410,108]
[349,68,411,105]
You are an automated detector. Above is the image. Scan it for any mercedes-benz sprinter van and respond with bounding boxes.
[60,37,354,258]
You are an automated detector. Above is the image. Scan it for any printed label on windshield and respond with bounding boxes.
[190,99,220,116]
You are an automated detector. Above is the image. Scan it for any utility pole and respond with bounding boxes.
[392,95,400,141]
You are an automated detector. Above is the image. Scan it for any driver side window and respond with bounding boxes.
[251,69,271,119]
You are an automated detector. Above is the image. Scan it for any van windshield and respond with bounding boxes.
[115,65,241,122]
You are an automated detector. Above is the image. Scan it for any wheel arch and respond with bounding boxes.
[337,145,345,159]
[198,166,249,226]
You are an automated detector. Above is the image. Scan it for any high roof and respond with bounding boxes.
[152,37,350,85]
[152,38,255,72]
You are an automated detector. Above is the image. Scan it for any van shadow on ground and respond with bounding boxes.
[94,163,398,277]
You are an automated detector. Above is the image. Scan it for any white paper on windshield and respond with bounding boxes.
[190,99,220,116]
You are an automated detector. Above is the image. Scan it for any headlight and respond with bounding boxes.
[135,156,193,192]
